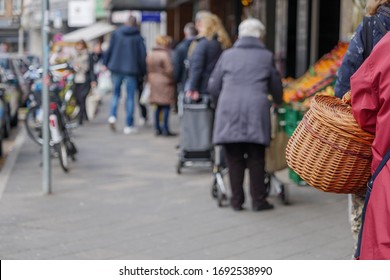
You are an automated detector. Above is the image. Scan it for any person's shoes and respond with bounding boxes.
[163,131,177,137]
[232,205,245,211]
[124,126,139,135]
[155,130,162,136]
[108,116,116,131]
[253,201,274,211]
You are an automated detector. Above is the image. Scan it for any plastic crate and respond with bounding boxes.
[281,105,305,127]
[289,167,306,185]
[285,125,296,137]
[277,106,287,124]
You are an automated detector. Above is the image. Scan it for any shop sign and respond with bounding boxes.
[68,0,96,27]
[141,11,161,22]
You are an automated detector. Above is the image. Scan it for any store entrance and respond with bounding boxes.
[318,0,341,58]
[285,0,341,78]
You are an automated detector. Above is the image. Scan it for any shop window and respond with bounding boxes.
[13,0,21,15]
[0,0,5,15]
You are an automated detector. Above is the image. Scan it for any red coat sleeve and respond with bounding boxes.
[350,57,380,135]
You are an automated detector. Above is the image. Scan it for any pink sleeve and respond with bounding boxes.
[350,58,379,135]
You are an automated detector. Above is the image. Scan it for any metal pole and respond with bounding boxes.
[41,0,51,194]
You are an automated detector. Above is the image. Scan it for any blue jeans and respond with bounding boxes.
[110,73,138,127]
[155,105,170,133]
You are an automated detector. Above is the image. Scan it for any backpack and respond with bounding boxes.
[362,15,388,60]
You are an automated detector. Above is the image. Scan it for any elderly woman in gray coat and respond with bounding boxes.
[208,18,283,211]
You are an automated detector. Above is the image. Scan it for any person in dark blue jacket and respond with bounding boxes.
[335,1,390,98]
[173,22,197,93]
[103,15,147,134]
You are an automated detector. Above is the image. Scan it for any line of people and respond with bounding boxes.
[103,6,390,260]
[49,3,390,260]
[102,12,283,212]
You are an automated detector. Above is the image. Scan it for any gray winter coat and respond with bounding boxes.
[208,36,283,146]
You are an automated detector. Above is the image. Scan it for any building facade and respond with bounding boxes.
[0,0,23,52]
[16,0,366,73]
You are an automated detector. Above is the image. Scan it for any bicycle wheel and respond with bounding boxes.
[57,141,69,173]
[25,106,44,145]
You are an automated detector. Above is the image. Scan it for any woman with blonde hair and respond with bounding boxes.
[186,13,230,100]
[147,35,176,136]
[210,14,232,50]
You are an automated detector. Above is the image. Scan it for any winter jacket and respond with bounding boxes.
[335,3,390,98]
[103,26,147,77]
[187,36,222,95]
[208,36,283,146]
[351,32,390,260]
[147,47,175,106]
[173,38,194,91]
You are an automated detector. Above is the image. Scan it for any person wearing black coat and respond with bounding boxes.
[186,13,231,100]
[187,36,222,96]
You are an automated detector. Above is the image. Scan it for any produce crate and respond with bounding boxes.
[285,125,296,137]
[288,167,306,185]
[281,104,306,136]
[277,106,287,124]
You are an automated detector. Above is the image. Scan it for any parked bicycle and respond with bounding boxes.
[24,63,78,172]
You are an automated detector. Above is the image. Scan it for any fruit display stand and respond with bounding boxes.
[281,42,348,184]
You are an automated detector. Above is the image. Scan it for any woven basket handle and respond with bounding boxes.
[341,91,352,105]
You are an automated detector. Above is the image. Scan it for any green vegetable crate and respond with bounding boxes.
[279,104,306,137]
[288,167,306,185]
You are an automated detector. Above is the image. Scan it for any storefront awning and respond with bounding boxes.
[62,21,116,42]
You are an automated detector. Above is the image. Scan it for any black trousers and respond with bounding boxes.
[74,82,91,124]
[224,143,266,208]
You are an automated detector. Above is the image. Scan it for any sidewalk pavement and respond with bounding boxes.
[0,96,353,260]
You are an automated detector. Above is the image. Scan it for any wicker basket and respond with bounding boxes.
[285,92,374,195]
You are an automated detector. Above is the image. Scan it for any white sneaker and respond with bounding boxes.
[108,116,116,124]
[124,126,139,135]
[108,116,116,131]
